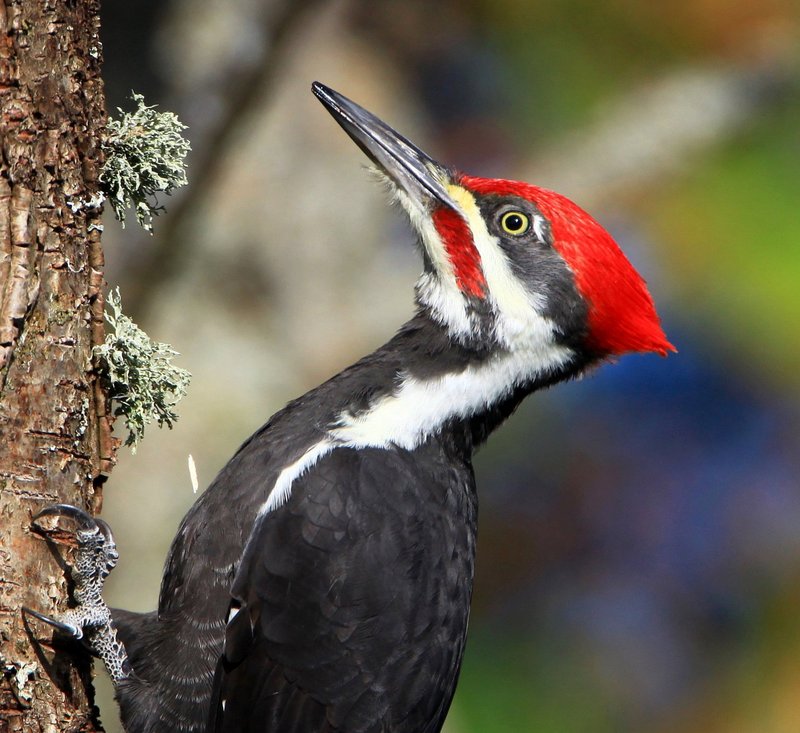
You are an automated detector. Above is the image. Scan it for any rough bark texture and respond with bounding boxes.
[0,1,112,731]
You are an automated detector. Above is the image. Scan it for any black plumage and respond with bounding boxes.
[110,311,576,732]
[28,82,671,733]
[216,442,477,732]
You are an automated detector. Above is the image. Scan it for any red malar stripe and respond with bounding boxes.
[432,207,486,298]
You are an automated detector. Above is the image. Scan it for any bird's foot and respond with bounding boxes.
[24,504,131,682]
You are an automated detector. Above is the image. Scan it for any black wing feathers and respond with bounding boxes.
[212,442,477,732]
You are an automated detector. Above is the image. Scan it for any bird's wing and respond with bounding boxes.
[208,444,475,733]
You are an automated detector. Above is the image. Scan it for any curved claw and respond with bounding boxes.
[32,504,98,532]
[94,517,119,563]
[94,517,115,544]
[22,606,83,639]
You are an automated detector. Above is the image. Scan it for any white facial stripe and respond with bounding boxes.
[445,184,551,350]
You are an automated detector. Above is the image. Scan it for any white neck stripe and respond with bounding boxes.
[258,344,572,516]
[330,345,569,449]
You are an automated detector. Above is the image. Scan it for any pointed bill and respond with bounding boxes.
[312,82,459,212]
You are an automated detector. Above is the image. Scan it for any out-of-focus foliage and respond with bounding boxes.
[648,104,800,386]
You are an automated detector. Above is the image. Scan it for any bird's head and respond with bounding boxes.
[313,82,674,375]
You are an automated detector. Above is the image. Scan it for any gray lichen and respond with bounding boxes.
[94,288,191,451]
[101,92,190,232]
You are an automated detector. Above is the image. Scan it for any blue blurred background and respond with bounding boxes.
[98,1,800,731]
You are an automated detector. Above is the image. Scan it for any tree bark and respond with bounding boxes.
[0,1,113,731]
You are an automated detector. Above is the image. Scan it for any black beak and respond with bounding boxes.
[312,82,458,211]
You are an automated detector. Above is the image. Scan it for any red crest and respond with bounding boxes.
[461,176,675,357]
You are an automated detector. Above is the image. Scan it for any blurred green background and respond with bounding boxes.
[96,1,800,731]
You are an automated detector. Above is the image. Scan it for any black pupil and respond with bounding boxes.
[506,214,524,231]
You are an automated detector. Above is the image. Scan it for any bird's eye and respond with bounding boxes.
[499,211,530,236]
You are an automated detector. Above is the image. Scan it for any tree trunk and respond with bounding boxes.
[0,1,113,731]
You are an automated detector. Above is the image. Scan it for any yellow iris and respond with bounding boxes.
[500,211,530,236]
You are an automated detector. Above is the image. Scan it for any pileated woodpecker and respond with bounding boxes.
[27,83,673,733]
